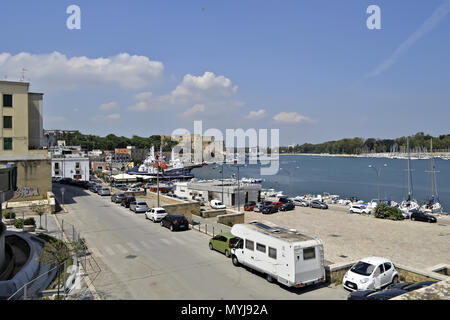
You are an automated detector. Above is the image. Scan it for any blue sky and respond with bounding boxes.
[1,0,450,145]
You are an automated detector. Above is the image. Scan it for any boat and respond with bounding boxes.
[420,139,443,214]
[399,138,420,214]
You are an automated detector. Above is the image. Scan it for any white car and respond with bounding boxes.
[343,257,399,291]
[210,200,226,209]
[146,207,168,222]
[293,199,309,207]
[127,187,140,192]
[130,201,149,213]
[349,205,371,214]
[253,203,264,212]
[98,188,111,196]
[145,208,167,222]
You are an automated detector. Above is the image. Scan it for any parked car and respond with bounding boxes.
[126,187,140,192]
[210,200,226,209]
[343,257,398,292]
[98,187,111,196]
[121,196,136,208]
[111,193,126,203]
[349,204,371,214]
[129,201,149,213]
[253,203,264,212]
[160,214,189,231]
[146,207,168,222]
[348,281,437,300]
[278,196,290,204]
[279,202,295,211]
[310,200,328,209]
[94,185,103,193]
[410,210,437,223]
[293,198,309,207]
[262,206,278,214]
[271,202,283,208]
[209,232,241,258]
[244,203,255,211]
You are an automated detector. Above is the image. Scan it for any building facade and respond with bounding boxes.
[0,81,51,202]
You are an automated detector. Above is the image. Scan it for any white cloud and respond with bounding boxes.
[0,51,164,89]
[107,113,121,120]
[99,102,118,111]
[128,92,153,112]
[178,104,206,118]
[245,109,266,119]
[273,112,314,124]
[367,0,450,77]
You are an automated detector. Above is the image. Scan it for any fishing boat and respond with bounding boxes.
[420,139,443,214]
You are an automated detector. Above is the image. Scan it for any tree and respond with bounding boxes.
[30,203,47,229]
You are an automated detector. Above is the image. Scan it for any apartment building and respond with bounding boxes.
[0,81,51,202]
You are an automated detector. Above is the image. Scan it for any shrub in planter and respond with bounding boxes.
[24,217,36,226]
[14,218,24,229]
[2,209,16,220]
[374,203,404,220]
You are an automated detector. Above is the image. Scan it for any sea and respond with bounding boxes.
[191,155,450,212]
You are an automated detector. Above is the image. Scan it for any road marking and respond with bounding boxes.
[171,237,185,245]
[139,241,151,249]
[104,246,115,256]
[127,242,140,252]
[90,247,103,258]
[160,238,172,246]
[115,243,129,254]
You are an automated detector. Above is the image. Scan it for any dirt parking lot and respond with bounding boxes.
[244,204,450,270]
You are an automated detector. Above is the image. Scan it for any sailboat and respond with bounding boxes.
[421,139,443,214]
[399,137,420,214]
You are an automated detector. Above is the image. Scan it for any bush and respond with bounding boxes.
[24,217,36,226]
[375,203,404,221]
[14,218,24,228]
[2,209,16,219]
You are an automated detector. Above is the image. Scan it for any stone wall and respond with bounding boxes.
[201,209,226,218]
[217,212,245,227]
[162,202,199,224]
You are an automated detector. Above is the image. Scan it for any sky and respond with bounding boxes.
[1,0,450,145]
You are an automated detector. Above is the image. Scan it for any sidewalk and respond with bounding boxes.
[191,215,231,237]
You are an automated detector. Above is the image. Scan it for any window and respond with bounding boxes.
[383,262,392,271]
[256,243,266,253]
[303,247,316,260]
[245,239,254,251]
[75,162,80,169]
[3,94,12,107]
[3,137,12,150]
[377,264,384,274]
[268,247,277,259]
[3,116,12,129]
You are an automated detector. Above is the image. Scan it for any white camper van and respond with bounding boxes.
[230,221,326,288]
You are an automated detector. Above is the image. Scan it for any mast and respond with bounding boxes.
[431,138,435,198]
[406,137,412,199]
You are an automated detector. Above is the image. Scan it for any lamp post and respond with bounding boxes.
[217,163,225,203]
[233,165,243,212]
[368,163,387,201]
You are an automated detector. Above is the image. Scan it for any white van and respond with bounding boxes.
[210,199,226,209]
[230,221,326,288]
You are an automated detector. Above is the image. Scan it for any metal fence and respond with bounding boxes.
[191,220,231,237]
[6,216,101,300]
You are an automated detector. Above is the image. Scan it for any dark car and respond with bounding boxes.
[89,184,100,193]
[111,193,126,203]
[278,196,290,204]
[310,200,328,209]
[262,206,278,214]
[121,196,136,208]
[160,214,189,231]
[410,210,437,223]
[279,202,295,211]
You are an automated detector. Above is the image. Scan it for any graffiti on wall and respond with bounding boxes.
[13,186,39,199]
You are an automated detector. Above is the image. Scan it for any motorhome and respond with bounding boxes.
[230,221,326,288]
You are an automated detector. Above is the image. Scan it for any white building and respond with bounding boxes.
[174,180,261,207]
[51,154,90,181]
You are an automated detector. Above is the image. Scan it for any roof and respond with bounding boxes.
[360,257,392,265]
[232,221,319,243]
[151,207,166,211]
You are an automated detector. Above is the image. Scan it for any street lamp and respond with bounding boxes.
[233,164,243,212]
[368,163,387,201]
[217,163,225,203]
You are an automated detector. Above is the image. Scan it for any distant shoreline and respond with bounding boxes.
[280,153,357,157]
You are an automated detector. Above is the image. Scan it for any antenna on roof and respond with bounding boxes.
[20,68,28,81]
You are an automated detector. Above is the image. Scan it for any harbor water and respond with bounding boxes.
[191,155,450,211]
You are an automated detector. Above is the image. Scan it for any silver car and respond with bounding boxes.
[98,187,111,196]
[130,201,149,213]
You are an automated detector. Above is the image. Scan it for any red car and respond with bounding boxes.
[244,204,255,211]
[272,202,283,208]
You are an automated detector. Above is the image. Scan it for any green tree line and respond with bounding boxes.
[61,131,178,152]
[281,132,450,154]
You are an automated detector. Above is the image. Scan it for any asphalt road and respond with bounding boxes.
[52,184,349,300]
